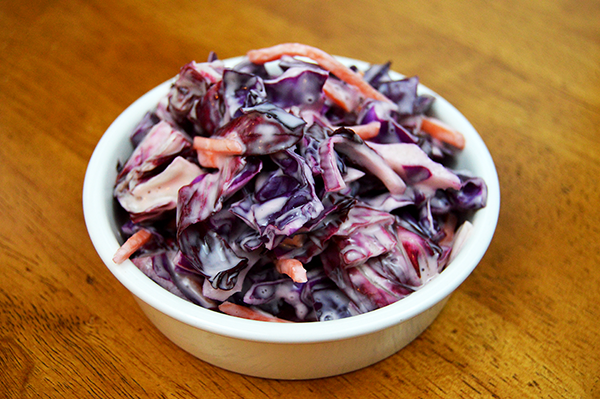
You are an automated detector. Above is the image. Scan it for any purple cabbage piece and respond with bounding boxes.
[297,122,329,174]
[221,69,267,121]
[357,100,417,144]
[116,121,192,183]
[176,173,217,231]
[320,128,406,195]
[243,276,310,321]
[429,189,453,215]
[335,223,397,268]
[232,58,271,79]
[374,119,417,144]
[403,165,432,184]
[364,63,434,116]
[201,263,255,302]
[207,51,218,63]
[216,102,306,156]
[393,224,441,282]
[357,99,394,125]
[230,150,324,249]
[301,269,360,321]
[201,207,266,270]
[357,189,417,213]
[449,174,488,211]
[345,264,409,308]
[322,220,440,311]
[193,80,224,135]
[116,157,203,223]
[272,194,354,264]
[264,67,328,109]
[417,199,441,239]
[368,142,462,196]
[131,252,187,299]
[319,134,350,193]
[236,267,311,321]
[320,246,377,313]
[364,249,419,294]
[335,204,395,237]
[166,60,224,131]
[177,156,262,234]
[363,62,391,87]
[413,94,435,115]
[167,63,208,121]
[114,122,196,222]
[163,251,218,309]
[131,248,219,309]
[415,132,459,162]
[377,76,419,115]
[130,112,160,147]
[174,155,263,292]
[177,226,248,290]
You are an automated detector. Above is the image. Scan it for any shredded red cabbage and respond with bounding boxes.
[113,50,488,322]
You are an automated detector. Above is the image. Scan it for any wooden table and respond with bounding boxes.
[1,0,598,397]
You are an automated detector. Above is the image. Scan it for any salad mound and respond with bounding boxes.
[112,43,487,322]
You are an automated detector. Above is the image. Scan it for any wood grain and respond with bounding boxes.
[1,0,599,397]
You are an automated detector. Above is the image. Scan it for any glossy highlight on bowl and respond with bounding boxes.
[83,56,500,379]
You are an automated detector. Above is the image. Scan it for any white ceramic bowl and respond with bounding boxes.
[83,56,500,380]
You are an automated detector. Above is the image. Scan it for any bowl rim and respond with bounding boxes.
[83,55,500,344]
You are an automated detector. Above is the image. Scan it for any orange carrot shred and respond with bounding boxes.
[323,79,361,112]
[347,121,381,140]
[193,136,244,169]
[247,43,394,105]
[193,136,244,154]
[196,149,221,169]
[218,301,292,323]
[275,259,308,283]
[112,228,153,264]
[420,116,466,150]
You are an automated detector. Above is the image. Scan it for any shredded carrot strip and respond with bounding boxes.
[323,79,360,112]
[218,302,292,323]
[275,259,308,283]
[193,136,244,154]
[193,136,244,169]
[420,116,466,150]
[247,43,393,105]
[112,229,152,264]
[347,121,381,140]
[196,149,223,169]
